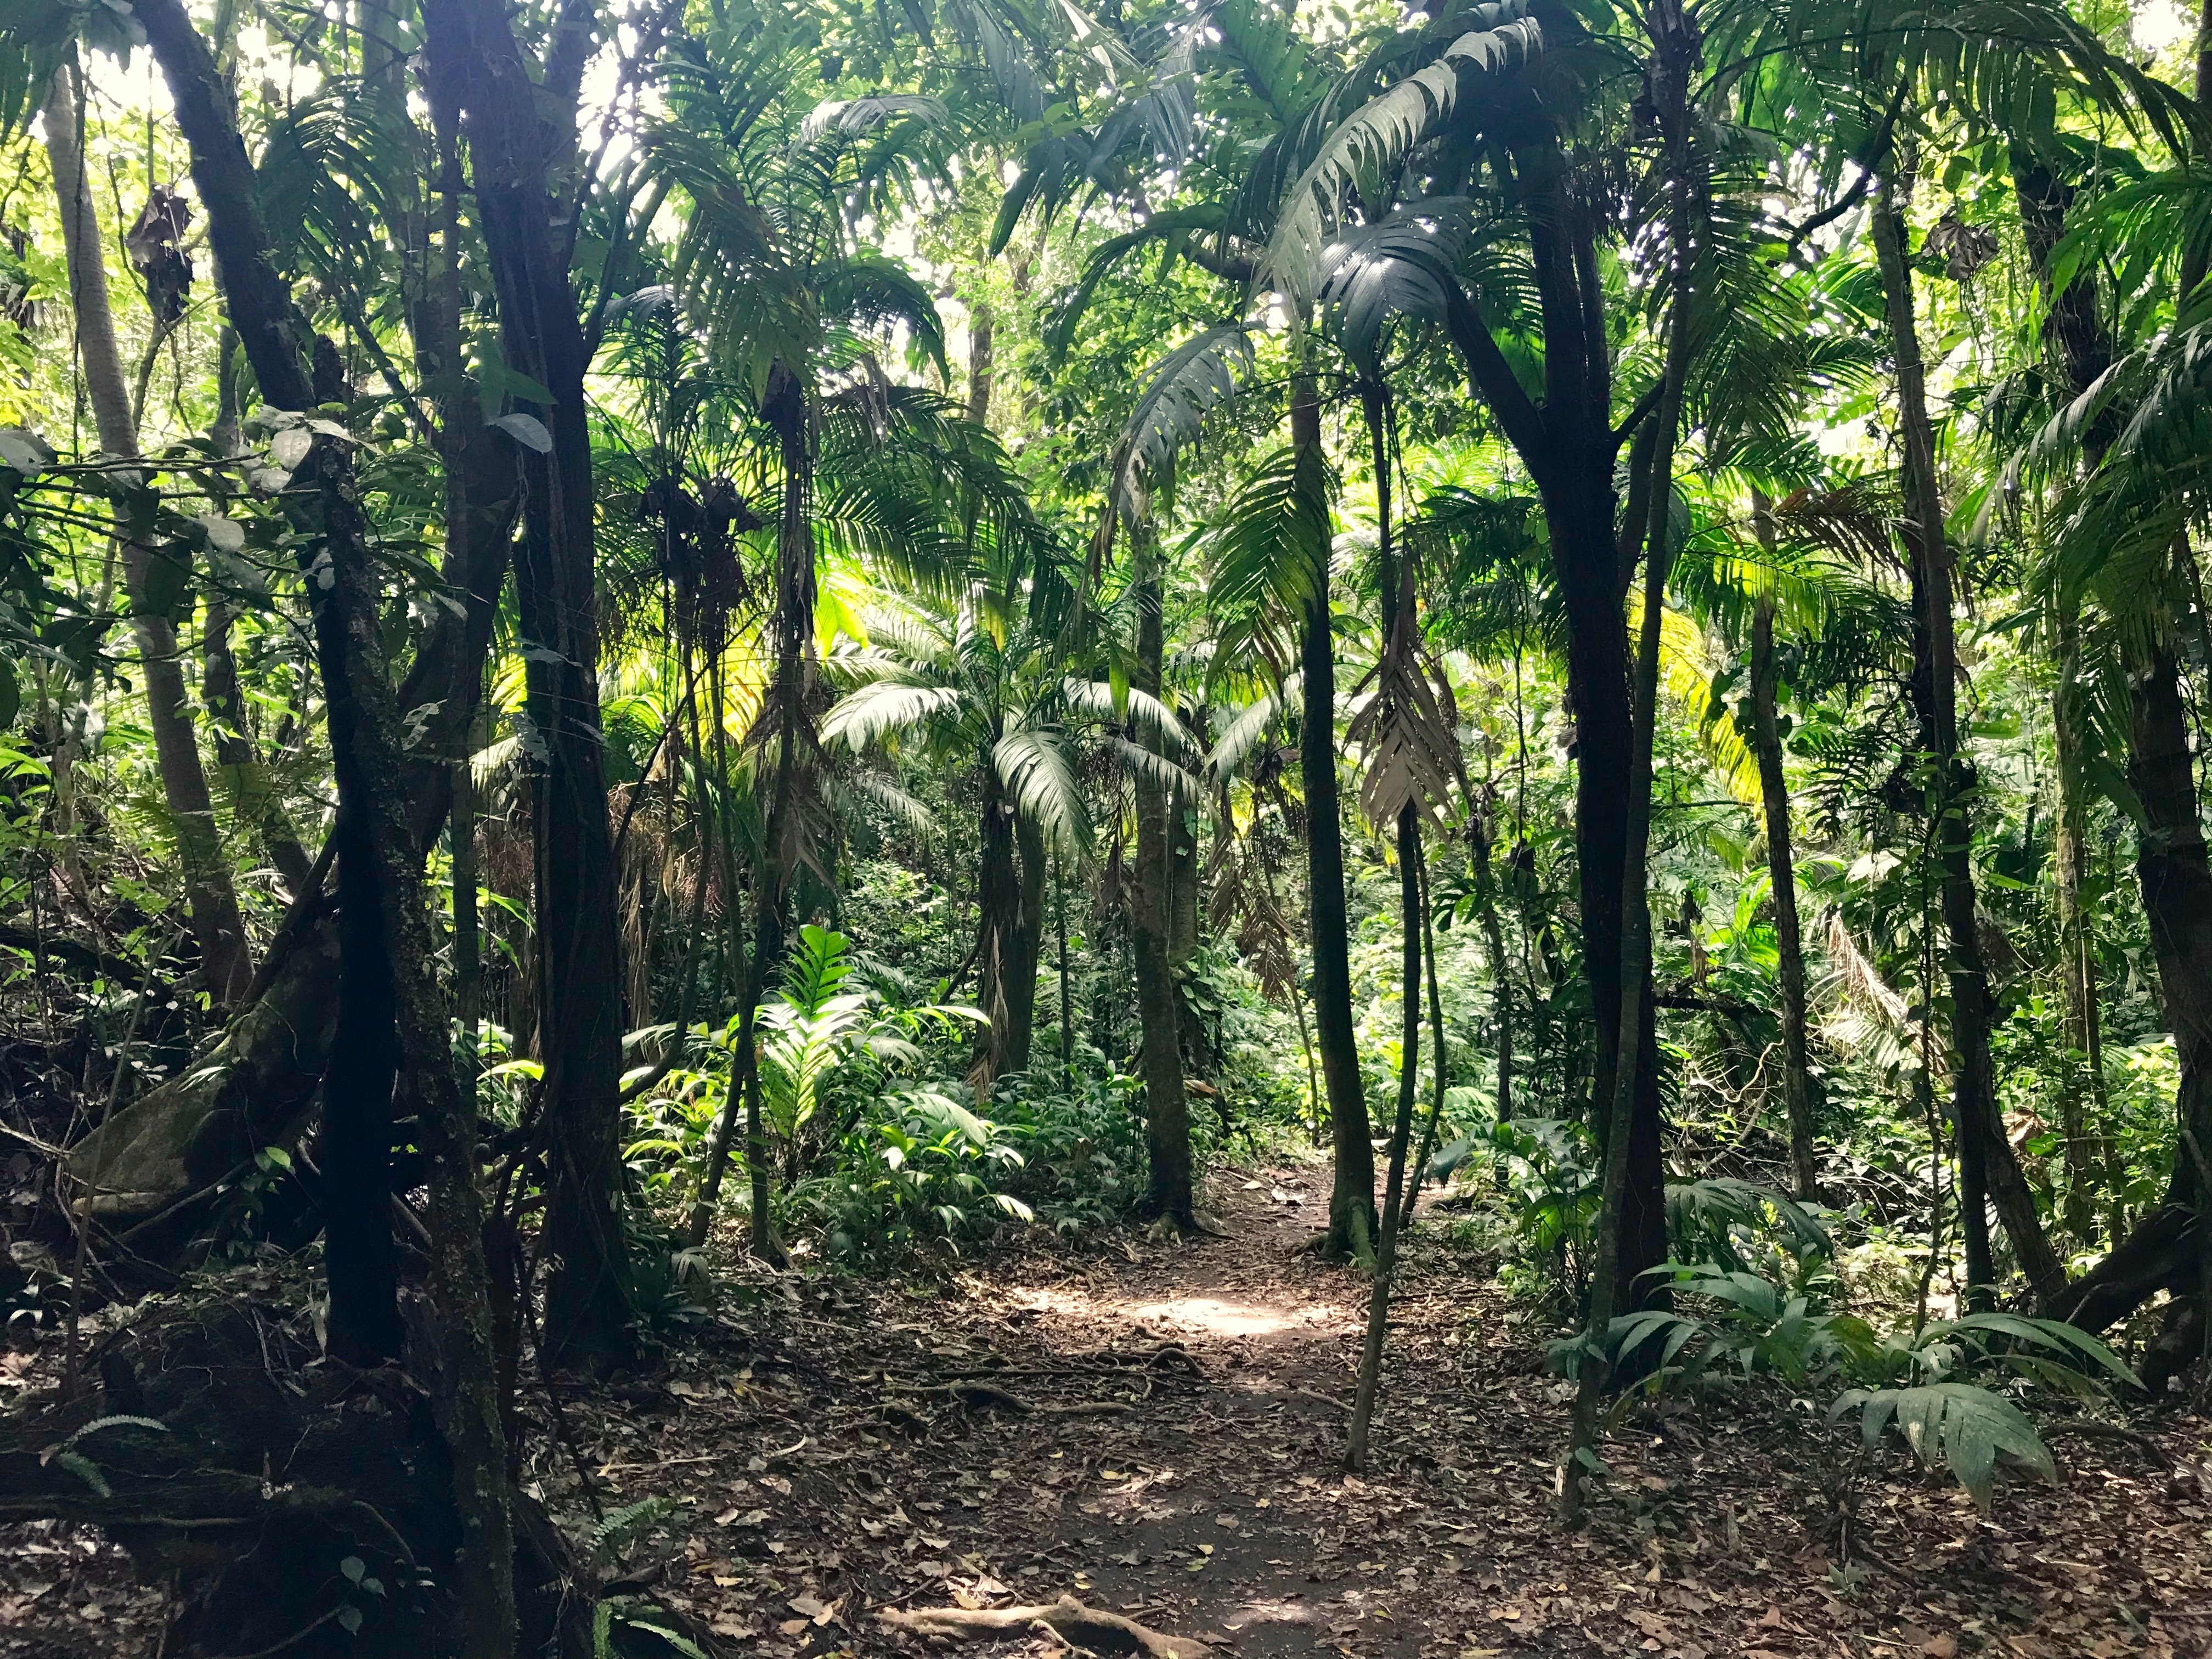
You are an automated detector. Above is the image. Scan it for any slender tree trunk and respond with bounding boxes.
[2012,148,2120,1249]
[1132,518,1193,1229]
[425,0,631,1369]
[686,364,808,1260]
[1747,498,1818,1199]
[137,3,512,1640]
[1008,812,1047,1074]
[1469,781,1514,1121]
[1872,165,2067,1307]
[1567,1,1694,1515]
[1346,385,1423,1469]
[966,299,994,426]
[2050,0,2212,1347]
[1293,378,1375,1260]
[974,764,1022,1088]
[43,64,251,1007]
[1056,846,1073,1084]
[2051,612,2111,1242]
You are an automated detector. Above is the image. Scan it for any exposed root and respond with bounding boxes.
[879,1593,1209,1657]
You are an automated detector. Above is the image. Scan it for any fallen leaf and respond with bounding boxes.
[1926,1637,1958,1659]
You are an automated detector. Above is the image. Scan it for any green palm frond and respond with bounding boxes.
[990,727,1093,856]
[1113,324,1254,517]
[821,681,965,750]
[1252,2,1540,315]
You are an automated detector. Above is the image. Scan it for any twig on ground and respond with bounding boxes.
[879,1594,1207,1657]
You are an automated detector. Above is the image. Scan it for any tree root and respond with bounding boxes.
[879,1593,1209,1656]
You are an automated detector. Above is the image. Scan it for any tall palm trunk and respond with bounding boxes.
[1748,496,1818,1199]
[1872,163,2066,1307]
[1008,813,1047,1073]
[1293,378,1375,1260]
[1132,517,1193,1228]
[140,1,512,1639]
[43,65,251,1007]
[2049,0,2212,1355]
[2052,610,2117,1240]
[1444,162,1669,1311]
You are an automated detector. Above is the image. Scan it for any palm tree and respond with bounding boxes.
[822,588,1091,1089]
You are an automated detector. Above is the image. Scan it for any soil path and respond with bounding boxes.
[575,1166,2212,1659]
[1,1163,2205,1657]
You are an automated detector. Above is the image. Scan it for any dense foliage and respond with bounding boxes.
[0,0,2209,1641]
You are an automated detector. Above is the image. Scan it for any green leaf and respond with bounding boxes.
[1833,1383,2055,1509]
[138,543,194,622]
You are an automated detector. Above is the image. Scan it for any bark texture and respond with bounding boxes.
[423,0,631,1371]
[136,2,513,1639]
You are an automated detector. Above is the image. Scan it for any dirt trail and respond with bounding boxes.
[1,1164,2206,1657]
[586,1166,2211,1659]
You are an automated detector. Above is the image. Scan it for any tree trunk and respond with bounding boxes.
[1132,520,1193,1229]
[2051,611,2113,1242]
[686,362,808,1260]
[423,0,631,1372]
[2012,149,2119,1248]
[1345,381,1423,1470]
[1872,165,2066,1307]
[1293,379,1375,1261]
[1442,159,1671,1312]
[136,0,513,1640]
[1469,783,1514,1121]
[966,299,994,426]
[202,592,314,892]
[2125,639,2212,1221]
[974,763,1023,1088]
[1747,498,1818,1200]
[42,64,251,1008]
[1566,2,1694,1511]
[1008,811,1047,1075]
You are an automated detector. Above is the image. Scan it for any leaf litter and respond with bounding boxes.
[0,1168,2206,1657]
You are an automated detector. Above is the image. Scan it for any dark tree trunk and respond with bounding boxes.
[1132,521,1193,1229]
[688,361,808,1260]
[137,0,513,1639]
[974,764,1023,1087]
[1444,159,1668,1313]
[424,0,631,1371]
[1747,496,1818,1199]
[2125,642,2212,1221]
[1345,383,1423,1468]
[1873,166,2066,1307]
[1293,380,1374,1260]
[1568,2,1694,1500]
[2013,151,2119,1246]
[1008,812,1047,1075]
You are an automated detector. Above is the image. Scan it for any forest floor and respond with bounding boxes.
[2,1159,2209,1657]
